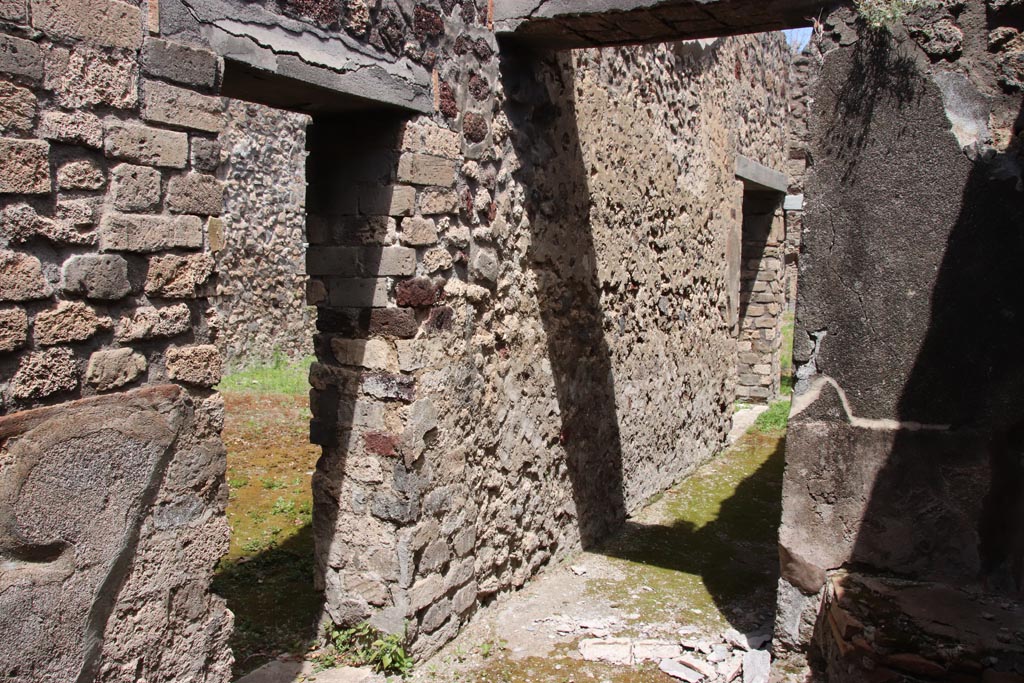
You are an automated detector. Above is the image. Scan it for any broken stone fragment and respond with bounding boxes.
[33,300,112,345]
[742,649,771,683]
[166,344,221,387]
[659,658,705,682]
[11,347,78,399]
[86,347,147,390]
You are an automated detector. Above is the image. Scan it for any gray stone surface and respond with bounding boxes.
[62,254,131,300]
[494,0,825,48]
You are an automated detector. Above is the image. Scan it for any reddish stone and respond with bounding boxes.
[369,307,418,339]
[473,38,493,60]
[414,5,443,41]
[438,81,457,119]
[280,0,338,27]
[884,653,947,678]
[363,431,398,457]
[426,306,453,332]
[468,73,489,100]
[454,35,473,55]
[463,111,487,143]
[460,0,476,25]
[396,277,441,307]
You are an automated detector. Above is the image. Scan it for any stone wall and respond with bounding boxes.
[0,2,231,680]
[212,100,312,367]
[782,48,816,309]
[775,0,1024,659]
[0,0,791,677]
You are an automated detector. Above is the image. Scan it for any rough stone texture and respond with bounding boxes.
[46,44,139,109]
[57,159,105,190]
[166,172,224,215]
[104,122,188,168]
[0,138,50,194]
[166,344,222,387]
[29,0,142,49]
[145,253,215,298]
[38,110,103,148]
[777,1,1024,659]
[142,80,225,133]
[99,213,203,253]
[115,304,192,342]
[0,79,35,133]
[62,254,130,300]
[211,100,313,366]
[0,307,28,352]
[109,163,162,212]
[10,347,78,399]
[0,250,52,301]
[85,347,147,390]
[141,38,219,89]
[0,386,231,682]
[33,300,111,346]
[0,33,43,81]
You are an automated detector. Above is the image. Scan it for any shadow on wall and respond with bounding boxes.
[499,46,628,549]
[856,97,1024,594]
[807,23,1024,594]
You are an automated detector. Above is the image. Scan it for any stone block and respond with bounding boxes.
[0,307,28,352]
[142,81,225,133]
[409,574,444,611]
[166,173,224,215]
[420,597,451,633]
[0,80,35,133]
[86,348,147,390]
[10,347,77,399]
[48,45,138,109]
[418,188,459,215]
[396,277,441,308]
[331,338,397,371]
[452,581,477,615]
[361,371,415,402]
[144,253,214,298]
[0,250,51,301]
[115,304,191,341]
[207,217,225,251]
[400,119,461,159]
[38,110,103,148]
[378,246,416,276]
[422,247,453,273]
[397,153,456,186]
[190,137,221,172]
[30,0,142,49]
[469,246,498,285]
[369,307,418,339]
[400,216,439,246]
[166,344,221,386]
[62,254,130,300]
[326,278,391,308]
[0,138,50,194]
[0,0,26,22]
[0,34,43,81]
[57,160,105,190]
[110,164,162,212]
[105,122,187,168]
[359,185,415,216]
[34,301,111,345]
[99,213,203,252]
[142,38,219,89]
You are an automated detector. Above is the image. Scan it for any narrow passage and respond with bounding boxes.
[412,402,790,683]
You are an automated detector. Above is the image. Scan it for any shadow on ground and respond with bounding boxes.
[596,431,786,633]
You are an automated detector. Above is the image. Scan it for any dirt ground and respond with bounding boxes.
[410,422,793,683]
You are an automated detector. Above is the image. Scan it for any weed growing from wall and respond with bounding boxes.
[855,0,924,28]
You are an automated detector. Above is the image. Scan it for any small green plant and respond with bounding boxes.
[753,399,791,433]
[854,0,924,28]
[319,622,414,677]
[260,477,286,491]
[271,497,296,516]
[478,639,506,658]
[228,476,249,489]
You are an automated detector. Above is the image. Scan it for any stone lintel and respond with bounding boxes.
[736,155,789,195]
[494,0,827,49]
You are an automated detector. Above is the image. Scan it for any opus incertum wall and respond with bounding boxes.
[0,0,806,680]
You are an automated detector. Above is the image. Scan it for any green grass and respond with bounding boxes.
[217,353,314,395]
[780,311,794,375]
[753,399,791,433]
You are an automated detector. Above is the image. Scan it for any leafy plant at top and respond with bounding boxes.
[271,497,296,516]
[318,621,414,677]
[854,0,925,28]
